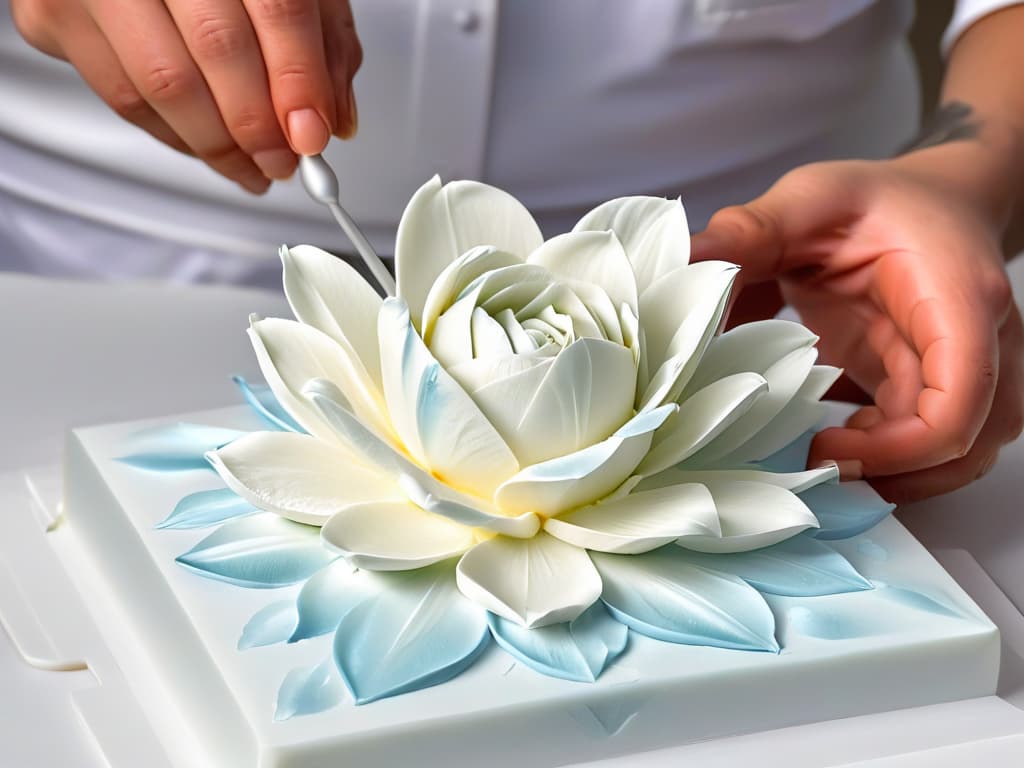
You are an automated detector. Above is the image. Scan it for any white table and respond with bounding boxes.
[2,267,1023,768]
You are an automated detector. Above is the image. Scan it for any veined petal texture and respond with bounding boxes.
[675,537,872,597]
[333,562,490,704]
[176,514,336,588]
[156,488,256,530]
[801,481,895,540]
[592,548,778,652]
[456,532,603,628]
[488,602,628,683]
[275,658,344,721]
[116,423,244,471]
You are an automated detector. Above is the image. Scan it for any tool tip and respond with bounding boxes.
[299,155,340,205]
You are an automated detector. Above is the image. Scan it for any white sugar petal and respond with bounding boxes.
[527,230,638,315]
[573,196,690,293]
[378,298,519,497]
[715,365,842,465]
[684,319,818,394]
[429,289,479,368]
[677,481,819,553]
[459,357,555,457]
[544,484,718,554]
[495,405,675,517]
[640,261,739,378]
[689,346,818,466]
[421,246,522,343]
[512,338,637,466]
[636,372,768,477]
[249,317,389,441]
[456,533,602,627]
[639,464,838,495]
[395,176,543,330]
[281,245,383,391]
[321,501,474,571]
[471,306,514,358]
[208,432,398,526]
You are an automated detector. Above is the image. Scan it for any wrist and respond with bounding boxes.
[891,114,1024,238]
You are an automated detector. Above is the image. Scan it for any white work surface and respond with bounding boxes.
[1,264,1023,768]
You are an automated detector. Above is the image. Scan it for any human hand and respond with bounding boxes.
[11,0,362,193]
[690,146,1024,504]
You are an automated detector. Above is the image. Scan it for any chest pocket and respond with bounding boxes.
[674,0,880,45]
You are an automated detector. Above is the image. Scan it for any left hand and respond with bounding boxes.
[690,148,1024,504]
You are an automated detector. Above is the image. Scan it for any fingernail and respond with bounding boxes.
[252,148,297,180]
[834,459,864,481]
[286,108,331,155]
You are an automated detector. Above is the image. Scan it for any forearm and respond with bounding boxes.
[894,6,1024,257]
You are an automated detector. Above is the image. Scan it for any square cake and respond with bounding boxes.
[59,174,1001,767]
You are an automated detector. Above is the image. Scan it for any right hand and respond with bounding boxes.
[11,0,362,193]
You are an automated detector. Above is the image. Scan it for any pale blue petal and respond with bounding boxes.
[674,537,872,597]
[156,488,255,530]
[176,514,336,589]
[333,562,490,704]
[591,548,778,652]
[291,561,382,642]
[117,423,244,471]
[274,658,344,721]
[487,602,628,683]
[876,583,963,619]
[801,481,895,540]
[754,430,815,473]
[233,375,303,432]
[238,600,298,650]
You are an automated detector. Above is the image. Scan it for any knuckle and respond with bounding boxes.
[348,37,364,73]
[271,61,313,85]
[200,141,244,165]
[138,62,198,103]
[254,0,313,26]
[229,107,273,141]
[983,270,1014,316]
[106,80,149,121]
[190,15,250,62]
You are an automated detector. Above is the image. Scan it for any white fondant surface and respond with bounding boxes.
[61,404,1000,768]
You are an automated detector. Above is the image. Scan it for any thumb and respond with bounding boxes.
[690,164,863,284]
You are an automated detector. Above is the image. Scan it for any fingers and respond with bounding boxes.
[241,0,335,155]
[320,0,362,138]
[690,164,867,283]
[166,0,296,180]
[85,0,270,194]
[867,306,1024,503]
[810,254,1000,477]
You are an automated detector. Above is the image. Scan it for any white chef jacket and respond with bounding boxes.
[0,0,1019,285]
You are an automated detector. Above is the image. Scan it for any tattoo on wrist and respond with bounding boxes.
[901,100,982,153]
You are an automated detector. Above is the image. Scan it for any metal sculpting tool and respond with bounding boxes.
[298,154,397,296]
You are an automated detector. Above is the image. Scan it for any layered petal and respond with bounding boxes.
[249,317,389,441]
[378,298,520,497]
[207,431,398,526]
[638,464,839,495]
[676,480,819,553]
[495,405,676,517]
[636,372,768,477]
[281,244,383,390]
[456,532,603,627]
[395,176,544,329]
[573,196,690,293]
[320,500,475,571]
[544,484,718,554]
[421,246,523,343]
[527,230,638,315]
